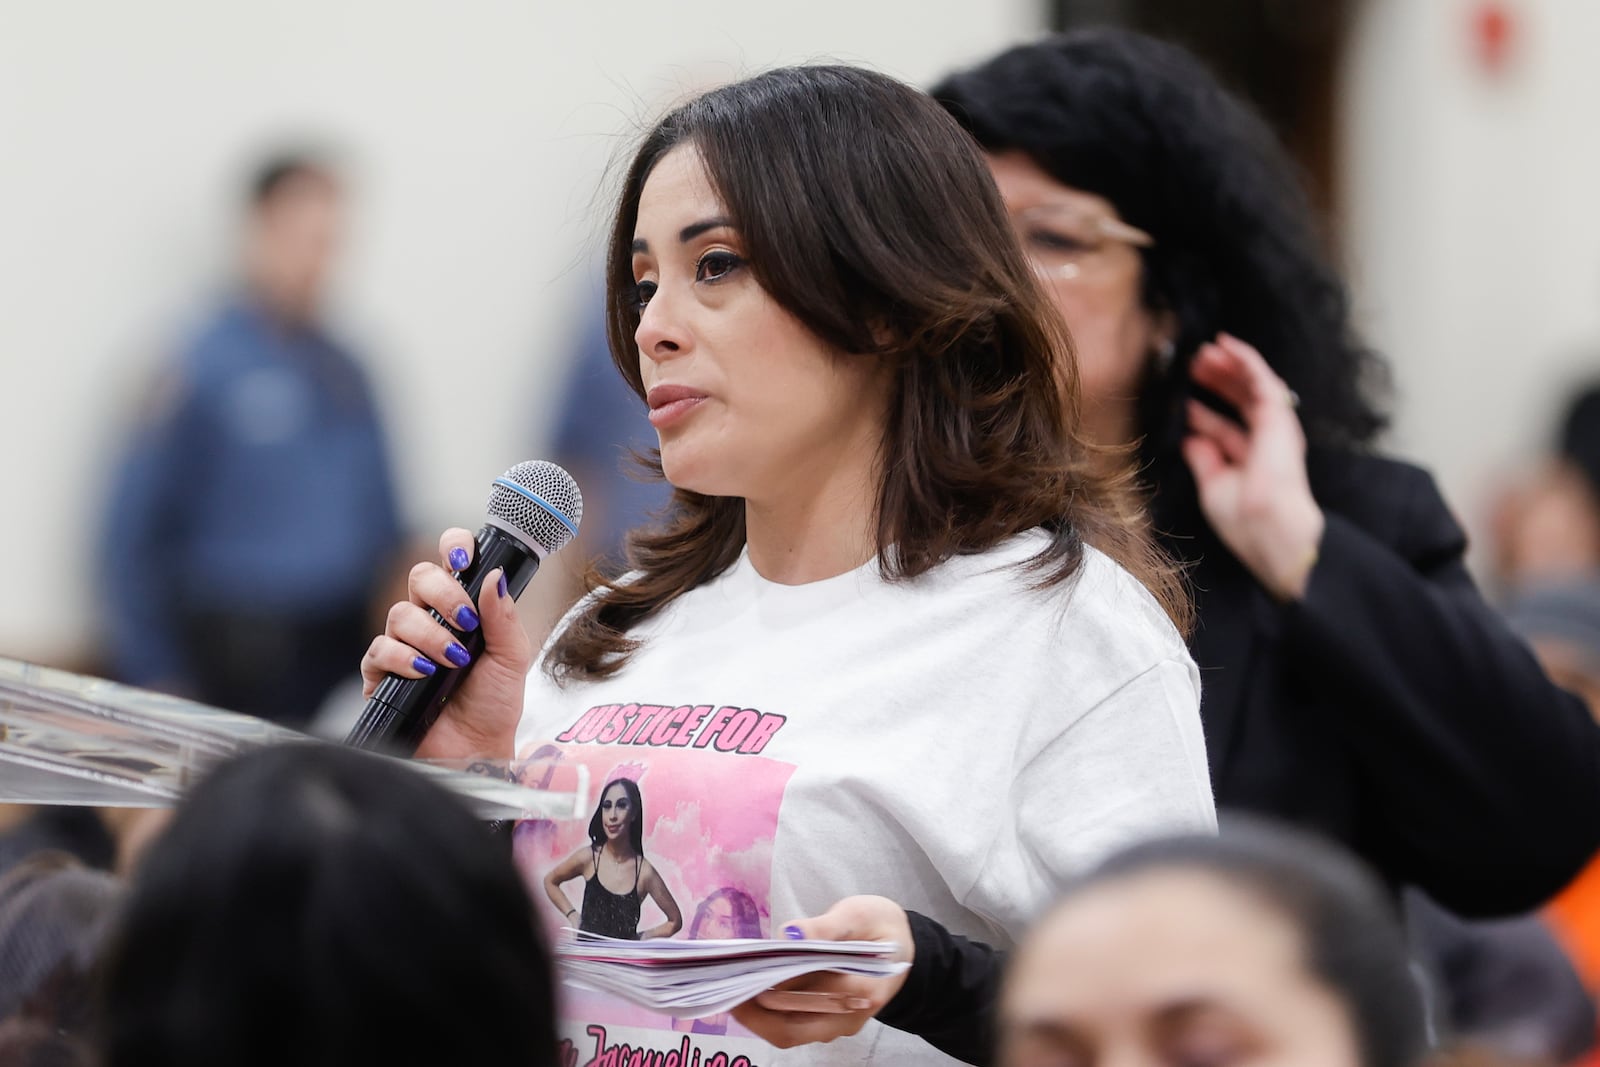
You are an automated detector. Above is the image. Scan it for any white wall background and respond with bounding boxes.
[1342,0,1600,556]
[8,0,1600,668]
[0,0,1040,665]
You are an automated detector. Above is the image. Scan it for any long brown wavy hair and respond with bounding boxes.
[546,64,1188,683]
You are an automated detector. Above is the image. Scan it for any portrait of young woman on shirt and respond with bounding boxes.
[542,776,682,941]
[361,64,1215,1066]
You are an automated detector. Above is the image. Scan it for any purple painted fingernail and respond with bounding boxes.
[497,572,508,598]
[448,547,470,571]
[412,656,437,676]
[454,604,480,631]
[444,642,472,668]
[783,925,804,940]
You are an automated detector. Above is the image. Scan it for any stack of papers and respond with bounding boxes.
[554,930,909,1018]
[0,656,584,820]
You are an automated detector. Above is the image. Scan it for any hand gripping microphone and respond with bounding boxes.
[345,460,583,756]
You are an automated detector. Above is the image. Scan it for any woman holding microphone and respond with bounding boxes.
[361,63,1214,1067]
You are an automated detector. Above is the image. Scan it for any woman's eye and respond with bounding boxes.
[696,250,744,282]
[1171,1053,1236,1067]
[632,280,657,310]
[1165,1029,1253,1067]
[1003,1034,1085,1067]
[1029,230,1093,254]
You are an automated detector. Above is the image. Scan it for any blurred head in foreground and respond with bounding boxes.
[0,852,122,1066]
[97,743,557,1067]
[1000,820,1426,1067]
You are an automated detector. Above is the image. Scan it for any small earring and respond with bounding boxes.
[1154,338,1176,373]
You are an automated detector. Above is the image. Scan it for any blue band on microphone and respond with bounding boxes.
[492,478,580,539]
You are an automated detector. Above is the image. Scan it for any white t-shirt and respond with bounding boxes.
[513,530,1215,1067]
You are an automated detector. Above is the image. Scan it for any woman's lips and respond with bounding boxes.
[647,384,709,429]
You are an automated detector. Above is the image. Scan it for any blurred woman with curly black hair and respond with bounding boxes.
[909,28,1600,922]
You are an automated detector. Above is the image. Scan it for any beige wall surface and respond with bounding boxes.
[0,0,1039,664]
[1342,0,1600,560]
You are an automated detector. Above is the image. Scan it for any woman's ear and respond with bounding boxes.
[865,316,897,354]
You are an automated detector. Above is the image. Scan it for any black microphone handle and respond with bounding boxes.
[345,523,542,756]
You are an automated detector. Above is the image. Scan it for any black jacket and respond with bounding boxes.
[878,450,1600,1065]
[1183,449,1599,916]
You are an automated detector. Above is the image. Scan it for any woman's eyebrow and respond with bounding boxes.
[678,217,733,242]
[630,217,735,255]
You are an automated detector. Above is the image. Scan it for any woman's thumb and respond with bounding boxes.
[479,567,532,663]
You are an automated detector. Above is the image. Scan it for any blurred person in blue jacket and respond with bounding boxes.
[99,152,403,727]
[550,297,672,573]
[518,290,673,650]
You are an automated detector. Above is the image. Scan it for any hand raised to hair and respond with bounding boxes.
[358,529,534,760]
[1181,333,1325,601]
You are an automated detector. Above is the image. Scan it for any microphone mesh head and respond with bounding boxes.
[485,461,583,556]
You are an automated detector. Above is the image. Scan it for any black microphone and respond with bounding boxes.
[346,460,583,756]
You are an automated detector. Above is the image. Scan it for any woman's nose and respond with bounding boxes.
[635,288,690,364]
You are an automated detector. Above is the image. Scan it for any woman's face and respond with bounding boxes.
[1000,869,1361,1067]
[599,784,634,841]
[700,897,737,939]
[629,144,890,502]
[986,150,1170,445]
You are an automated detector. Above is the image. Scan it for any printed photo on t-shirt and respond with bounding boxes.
[513,702,796,1067]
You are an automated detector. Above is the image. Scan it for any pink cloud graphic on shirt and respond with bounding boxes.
[517,744,794,930]
[647,799,773,930]
[515,740,798,1041]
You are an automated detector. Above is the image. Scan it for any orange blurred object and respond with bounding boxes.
[1472,1,1517,75]
[1545,852,1600,1063]
[1548,856,1600,984]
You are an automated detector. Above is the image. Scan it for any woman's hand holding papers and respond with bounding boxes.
[730,896,914,1047]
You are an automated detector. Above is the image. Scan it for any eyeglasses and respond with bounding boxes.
[1009,204,1155,281]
